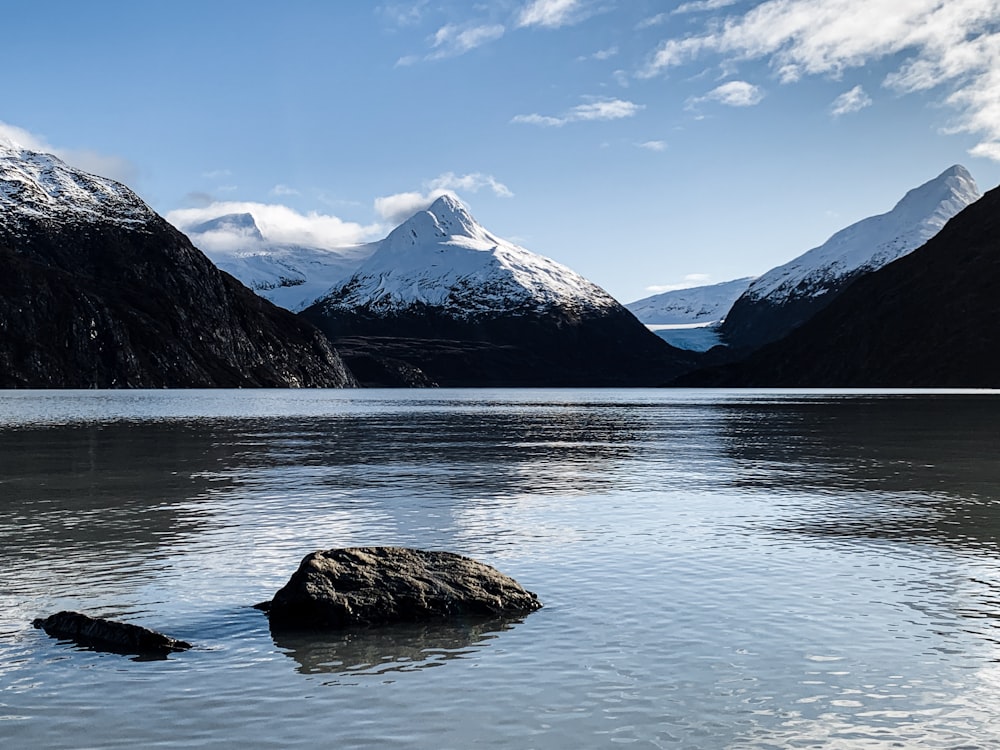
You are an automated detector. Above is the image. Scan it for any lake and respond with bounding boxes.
[2,388,1000,748]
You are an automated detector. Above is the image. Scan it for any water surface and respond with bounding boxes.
[2,389,1000,748]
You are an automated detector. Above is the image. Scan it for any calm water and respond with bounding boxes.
[3,388,1000,749]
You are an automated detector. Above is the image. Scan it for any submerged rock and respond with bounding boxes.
[32,611,192,657]
[257,547,542,630]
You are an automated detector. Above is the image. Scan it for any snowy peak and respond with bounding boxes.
[188,212,264,242]
[742,164,981,304]
[318,196,620,318]
[0,143,152,228]
[424,193,489,239]
[382,193,498,252]
[888,164,979,227]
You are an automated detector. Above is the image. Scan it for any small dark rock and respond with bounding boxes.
[258,547,542,630]
[32,611,192,657]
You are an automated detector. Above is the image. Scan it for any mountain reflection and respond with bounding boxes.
[718,394,1000,551]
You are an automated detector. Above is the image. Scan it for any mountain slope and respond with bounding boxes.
[187,213,375,312]
[627,277,754,326]
[0,143,355,388]
[626,277,754,352]
[678,180,1000,387]
[720,165,981,350]
[300,195,694,386]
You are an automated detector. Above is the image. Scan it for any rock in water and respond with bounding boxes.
[32,611,192,657]
[258,547,542,629]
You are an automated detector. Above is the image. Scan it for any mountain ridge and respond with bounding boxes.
[0,144,356,388]
[676,179,1000,387]
[719,165,981,350]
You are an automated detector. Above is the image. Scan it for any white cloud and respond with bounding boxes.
[0,121,48,152]
[512,97,645,126]
[573,97,645,120]
[167,202,383,251]
[429,23,505,59]
[830,84,873,116]
[578,46,618,62]
[202,168,231,179]
[673,0,740,14]
[374,190,450,225]
[636,13,669,30]
[511,113,567,127]
[637,0,1000,159]
[637,140,668,151]
[0,121,137,184]
[374,172,514,224]
[646,274,712,293]
[689,80,765,108]
[518,0,589,28]
[428,172,514,197]
[270,184,300,196]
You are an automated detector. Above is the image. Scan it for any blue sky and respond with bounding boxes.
[4,0,1000,302]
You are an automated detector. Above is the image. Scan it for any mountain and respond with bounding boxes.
[627,277,755,326]
[0,142,355,388]
[626,277,754,352]
[720,165,981,351]
[186,213,376,312]
[299,195,694,386]
[677,180,1000,387]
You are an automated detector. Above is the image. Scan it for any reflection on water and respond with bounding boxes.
[3,389,1000,748]
[271,617,522,679]
[718,394,1000,550]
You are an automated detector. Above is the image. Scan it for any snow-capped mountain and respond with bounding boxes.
[0,140,152,229]
[626,277,755,325]
[318,194,621,318]
[186,213,375,311]
[678,178,1000,387]
[0,141,354,387]
[301,195,692,386]
[625,277,754,352]
[743,165,979,303]
[721,165,981,349]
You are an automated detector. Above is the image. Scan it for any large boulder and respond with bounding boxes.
[257,547,542,629]
[32,611,192,657]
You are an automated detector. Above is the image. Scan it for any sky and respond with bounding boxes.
[4,0,1000,303]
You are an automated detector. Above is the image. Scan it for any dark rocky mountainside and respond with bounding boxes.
[0,145,355,388]
[303,304,695,387]
[678,181,1000,387]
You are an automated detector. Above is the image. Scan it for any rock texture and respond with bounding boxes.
[0,142,357,388]
[676,180,1000,387]
[258,547,542,629]
[32,611,192,656]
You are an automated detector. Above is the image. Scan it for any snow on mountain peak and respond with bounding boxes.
[318,197,620,317]
[627,277,756,326]
[383,193,496,252]
[0,144,152,229]
[188,212,264,241]
[742,164,981,304]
